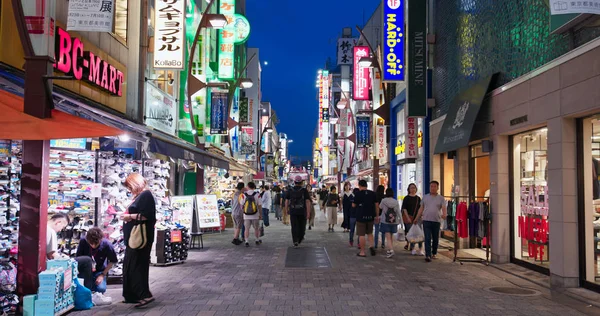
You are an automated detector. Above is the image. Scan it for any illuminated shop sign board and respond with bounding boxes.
[382,0,405,81]
[218,0,236,79]
[153,0,185,69]
[54,27,124,96]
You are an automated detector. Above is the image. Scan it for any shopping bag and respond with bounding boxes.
[396,224,406,241]
[406,224,424,243]
[73,278,93,310]
[259,222,265,237]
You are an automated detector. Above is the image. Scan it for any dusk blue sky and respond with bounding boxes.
[246,0,380,161]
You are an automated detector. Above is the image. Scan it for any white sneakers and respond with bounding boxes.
[386,250,394,258]
[411,248,426,256]
[92,292,113,306]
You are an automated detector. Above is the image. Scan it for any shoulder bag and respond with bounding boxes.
[129,213,147,249]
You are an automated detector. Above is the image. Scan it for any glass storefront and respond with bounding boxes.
[582,116,600,285]
[512,128,549,269]
[471,144,490,201]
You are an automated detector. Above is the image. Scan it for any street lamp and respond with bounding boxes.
[358,57,375,68]
[205,14,228,29]
[239,78,254,89]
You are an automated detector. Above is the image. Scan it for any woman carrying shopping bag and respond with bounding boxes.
[401,183,423,256]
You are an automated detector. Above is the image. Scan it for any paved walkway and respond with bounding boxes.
[73,211,600,316]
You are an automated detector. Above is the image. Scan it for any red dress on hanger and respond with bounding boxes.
[456,202,469,238]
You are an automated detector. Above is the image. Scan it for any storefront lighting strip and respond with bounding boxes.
[490,36,600,96]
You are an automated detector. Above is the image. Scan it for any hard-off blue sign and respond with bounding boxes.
[382,0,405,81]
[356,116,371,148]
[210,92,228,135]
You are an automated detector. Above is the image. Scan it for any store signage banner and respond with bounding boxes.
[240,97,249,122]
[550,0,600,14]
[195,195,221,228]
[240,126,255,160]
[145,84,176,135]
[153,0,185,69]
[233,14,251,44]
[54,28,125,96]
[0,141,9,158]
[337,38,357,65]
[322,108,330,123]
[67,0,114,32]
[50,138,87,150]
[376,125,387,160]
[171,196,195,228]
[405,117,418,159]
[353,46,371,100]
[356,116,370,148]
[382,0,405,81]
[210,92,228,134]
[320,71,330,109]
[339,108,348,138]
[518,185,549,261]
[218,0,236,79]
[407,0,427,117]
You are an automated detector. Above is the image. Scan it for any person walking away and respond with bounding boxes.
[374,185,386,249]
[286,176,312,247]
[231,182,246,245]
[306,185,316,230]
[353,180,379,257]
[326,186,340,232]
[259,185,271,227]
[319,185,328,214]
[402,183,423,255]
[241,182,263,247]
[341,183,353,233]
[413,181,447,262]
[273,186,282,221]
[121,173,156,308]
[348,188,359,247]
[380,188,402,258]
[282,186,290,225]
[75,227,117,305]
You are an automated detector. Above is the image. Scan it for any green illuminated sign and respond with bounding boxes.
[233,14,250,44]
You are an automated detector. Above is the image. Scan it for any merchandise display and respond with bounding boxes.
[24,259,78,316]
[0,140,20,314]
[143,159,170,212]
[154,225,190,265]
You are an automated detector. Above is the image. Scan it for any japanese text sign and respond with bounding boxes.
[210,92,228,134]
[320,71,330,109]
[376,125,386,159]
[356,116,370,148]
[383,0,405,81]
[406,117,418,159]
[337,38,356,65]
[550,0,600,15]
[218,0,236,79]
[353,46,371,100]
[153,0,185,69]
[67,0,114,32]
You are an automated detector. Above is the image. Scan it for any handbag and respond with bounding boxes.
[259,222,265,237]
[128,214,147,249]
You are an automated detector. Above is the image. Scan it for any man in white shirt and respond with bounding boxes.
[260,185,272,227]
[240,182,263,247]
[46,213,70,259]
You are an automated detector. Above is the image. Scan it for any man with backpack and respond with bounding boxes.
[241,182,263,247]
[285,176,312,248]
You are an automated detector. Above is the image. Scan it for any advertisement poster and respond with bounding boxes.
[153,0,185,69]
[382,0,405,81]
[353,46,371,100]
[67,0,114,32]
[550,0,600,15]
[356,116,371,148]
[240,126,255,160]
[210,92,228,134]
[171,196,195,228]
[195,195,221,228]
[0,141,10,158]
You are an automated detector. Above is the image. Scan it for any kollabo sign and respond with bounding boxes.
[382,0,405,81]
[153,0,185,69]
[54,28,124,96]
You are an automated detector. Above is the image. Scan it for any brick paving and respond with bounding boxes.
[72,212,600,316]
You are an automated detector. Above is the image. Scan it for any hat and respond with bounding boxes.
[294,176,303,183]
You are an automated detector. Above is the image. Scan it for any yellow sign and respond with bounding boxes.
[0,2,127,113]
[394,139,405,155]
[418,130,423,148]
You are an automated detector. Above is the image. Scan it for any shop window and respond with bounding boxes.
[442,153,454,196]
[512,128,548,269]
[150,70,175,96]
[113,0,128,43]
[471,144,490,201]
[582,116,600,285]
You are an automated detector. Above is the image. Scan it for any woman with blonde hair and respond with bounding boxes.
[120,173,156,308]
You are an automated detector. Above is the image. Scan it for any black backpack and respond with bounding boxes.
[289,187,305,211]
[243,192,259,215]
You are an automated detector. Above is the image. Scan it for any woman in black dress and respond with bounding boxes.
[341,182,353,233]
[120,173,156,308]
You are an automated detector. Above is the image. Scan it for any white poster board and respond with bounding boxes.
[67,0,114,32]
[171,195,195,229]
[195,195,221,228]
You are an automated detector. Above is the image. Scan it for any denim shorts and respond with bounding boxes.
[380,223,398,234]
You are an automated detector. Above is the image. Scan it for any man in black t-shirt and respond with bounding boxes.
[285,176,312,248]
[318,185,329,213]
[352,180,379,257]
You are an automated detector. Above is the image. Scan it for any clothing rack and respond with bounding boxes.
[444,195,491,266]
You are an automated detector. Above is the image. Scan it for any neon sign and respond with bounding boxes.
[54,28,124,96]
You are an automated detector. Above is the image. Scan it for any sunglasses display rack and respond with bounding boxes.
[98,151,142,283]
[0,141,21,314]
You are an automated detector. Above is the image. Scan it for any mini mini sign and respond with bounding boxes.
[54,28,125,96]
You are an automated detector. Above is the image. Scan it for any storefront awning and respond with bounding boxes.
[434,73,499,154]
[0,90,122,140]
[147,136,229,170]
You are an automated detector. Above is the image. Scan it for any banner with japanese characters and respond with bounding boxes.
[67,0,114,32]
[356,116,370,148]
[375,125,387,161]
[353,46,371,100]
[550,0,600,15]
[218,0,236,79]
[337,38,357,65]
[153,0,185,69]
[210,92,228,134]
[405,117,418,159]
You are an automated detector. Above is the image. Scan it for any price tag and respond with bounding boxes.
[90,183,102,198]
[171,230,182,243]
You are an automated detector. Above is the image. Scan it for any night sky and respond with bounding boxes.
[246,0,380,161]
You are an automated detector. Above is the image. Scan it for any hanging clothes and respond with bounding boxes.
[446,200,455,231]
[456,202,469,238]
[468,202,480,238]
[478,202,486,238]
